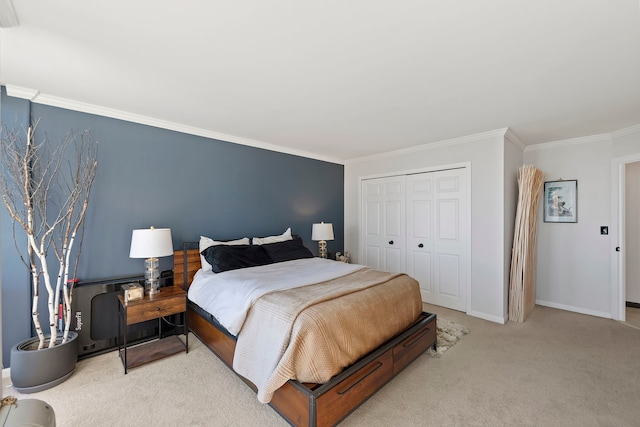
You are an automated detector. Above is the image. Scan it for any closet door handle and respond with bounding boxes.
[388,240,394,245]
[418,243,424,248]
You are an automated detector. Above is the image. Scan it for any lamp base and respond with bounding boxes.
[144,257,160,295]
[145,282,160,295]
[318,240,328,259]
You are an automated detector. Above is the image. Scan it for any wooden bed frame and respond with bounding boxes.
[174,242,437,427]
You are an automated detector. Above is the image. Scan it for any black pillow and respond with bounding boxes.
[261,236,314,263]
[201,244,272,273]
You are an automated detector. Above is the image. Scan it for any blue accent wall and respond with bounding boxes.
[0,87,344,366]
[0,88,31,369]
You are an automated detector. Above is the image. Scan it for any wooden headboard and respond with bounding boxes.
[173,242,200,290]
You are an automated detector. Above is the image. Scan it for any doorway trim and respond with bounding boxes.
[611,153,640,321]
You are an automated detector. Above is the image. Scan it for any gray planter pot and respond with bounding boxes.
[10,331,78,393]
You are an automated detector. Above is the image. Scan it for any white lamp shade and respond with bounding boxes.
[129,227,174,258]
[312,222,334,241]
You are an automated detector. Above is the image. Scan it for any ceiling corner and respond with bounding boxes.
[504,128,526,151]
[0,0,18,28]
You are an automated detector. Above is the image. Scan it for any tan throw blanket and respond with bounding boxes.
[233,267,422,403]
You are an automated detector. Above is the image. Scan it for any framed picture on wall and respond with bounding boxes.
[543,180,578,223]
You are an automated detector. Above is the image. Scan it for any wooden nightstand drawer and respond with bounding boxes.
[118,286,187,325]
[126,296,186,324]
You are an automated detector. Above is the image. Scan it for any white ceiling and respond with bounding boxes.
[1,1,639,163]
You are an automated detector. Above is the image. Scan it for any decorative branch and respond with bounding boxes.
[0,122,98,348]
[508,165,545,323]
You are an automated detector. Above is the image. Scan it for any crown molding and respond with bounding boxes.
[610,123,640,139]
[524,123,640,151]
[346,128,510,165]
[5,84,38,100]
[504,128,526,151]
[524,132,613,152]
[8,82,633,164]
[4,85,344,165]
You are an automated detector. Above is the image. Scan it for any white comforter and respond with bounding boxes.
[187,258,363,336]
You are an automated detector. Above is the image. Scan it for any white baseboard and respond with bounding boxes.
[468,310,507,324]
[535,299,613,319]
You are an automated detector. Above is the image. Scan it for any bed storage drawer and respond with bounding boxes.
[392,314,436,375]
[315,349,394,427]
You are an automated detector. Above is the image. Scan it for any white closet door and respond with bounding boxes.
[407,168,468,311]
[406,173,434,299]
[362,176,405,273]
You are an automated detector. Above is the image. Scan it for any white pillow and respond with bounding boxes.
[199,235,250,272]
[251,228,292,245]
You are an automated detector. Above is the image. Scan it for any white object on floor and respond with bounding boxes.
[0,398,55,426]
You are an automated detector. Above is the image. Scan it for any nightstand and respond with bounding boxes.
[117,286,188,374]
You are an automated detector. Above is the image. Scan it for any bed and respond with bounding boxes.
[174,233,437,427]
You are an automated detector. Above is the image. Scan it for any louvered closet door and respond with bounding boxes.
[362,176,405,273]
[406,168,468,311]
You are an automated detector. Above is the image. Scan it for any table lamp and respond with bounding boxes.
[129,227,173,295]
[312,222,334,259]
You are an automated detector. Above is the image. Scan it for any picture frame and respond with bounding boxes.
[543,180,578,223]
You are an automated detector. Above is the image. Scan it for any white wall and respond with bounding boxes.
[344,129,519,323]
[626,161,640,303]
[524,126,640,319]
[346,124,639,323]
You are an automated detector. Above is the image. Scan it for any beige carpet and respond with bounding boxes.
[4,304,640,426]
